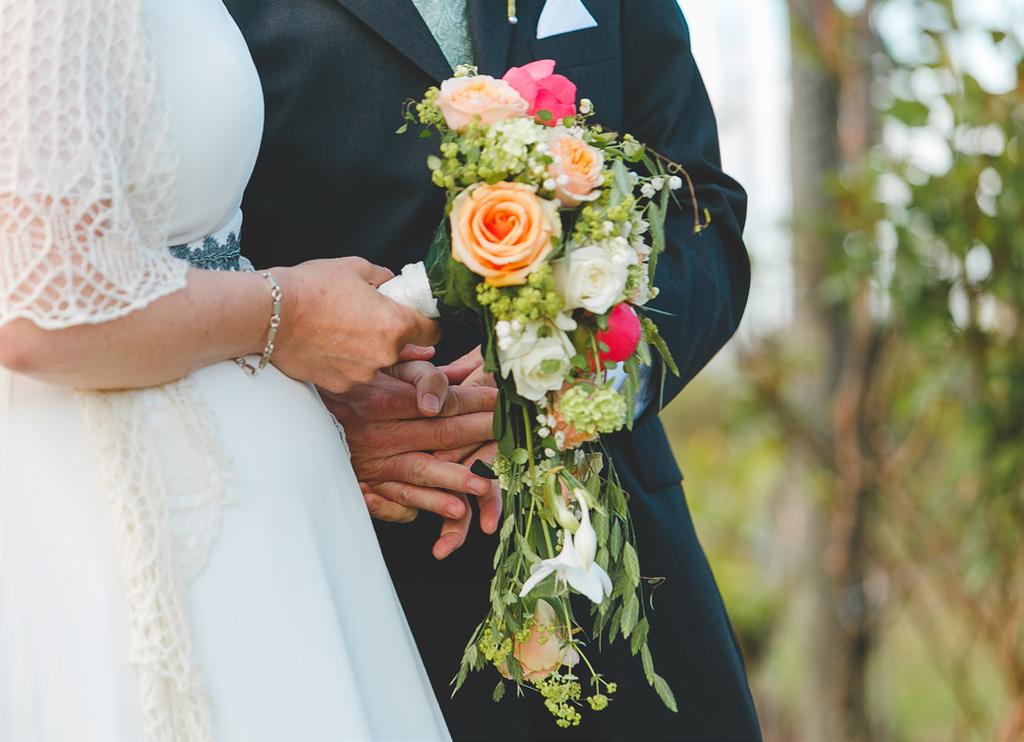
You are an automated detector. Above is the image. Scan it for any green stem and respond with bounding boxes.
[523,406,557,559]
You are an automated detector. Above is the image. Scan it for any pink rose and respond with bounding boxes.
[501,599,580,682]
[596,303,643,363]
[437,75,530,131]
[502,60,577,126]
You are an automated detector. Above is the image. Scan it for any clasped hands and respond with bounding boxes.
[319,346,498,560]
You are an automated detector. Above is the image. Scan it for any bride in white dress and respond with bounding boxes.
[0,0,451,740]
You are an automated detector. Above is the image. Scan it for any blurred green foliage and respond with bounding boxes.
[660,1,1024,739]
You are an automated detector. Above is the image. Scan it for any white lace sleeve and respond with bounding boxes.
[0,0,187,329]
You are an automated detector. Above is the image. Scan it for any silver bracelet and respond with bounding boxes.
[235,271,282,376]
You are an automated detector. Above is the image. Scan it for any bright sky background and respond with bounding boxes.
[678,0,793,336]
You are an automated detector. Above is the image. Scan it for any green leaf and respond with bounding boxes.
[512,448,530,465]
[653,674,678,713]
[419,128,433,138]
[609,605,624,643]
[536,109,554,122]
[620,592,639,638]
[630,617,650,656]
[500,514,515,541]
[610,159,633,207]
[610,518,624,558]
[643,317,680,376]
[640,643,655,684]
[622,541,641,587]
[493,681,506,703]
[395,123,409,134]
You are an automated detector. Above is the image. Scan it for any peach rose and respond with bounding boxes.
[436,75,529,131]
[451,182,562,287]
[501,599,580,682]
[548,131,604,207]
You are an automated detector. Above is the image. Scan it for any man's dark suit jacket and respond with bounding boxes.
[223,1,761,739]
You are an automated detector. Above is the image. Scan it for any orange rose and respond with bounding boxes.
[548,131,604,207]
[451,182,562,287]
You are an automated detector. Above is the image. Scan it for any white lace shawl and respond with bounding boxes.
[1,2,231,740]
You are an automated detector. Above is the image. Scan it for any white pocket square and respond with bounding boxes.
[536,0,598,40]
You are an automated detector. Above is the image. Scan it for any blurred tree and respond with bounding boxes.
[740,0,1024,739]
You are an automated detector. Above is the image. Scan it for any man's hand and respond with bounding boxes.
[429,346,502,555]
[319,346,501,559]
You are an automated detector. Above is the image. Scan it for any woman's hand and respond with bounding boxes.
[273,257,441,393]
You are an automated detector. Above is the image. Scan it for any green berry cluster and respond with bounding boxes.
[572,189,638,243]
[416,87,445,128]
[426,117,553,195]
[477,265,564,323]
[556,384,628,437]
[535,675,583,728]
[478,627,513,669]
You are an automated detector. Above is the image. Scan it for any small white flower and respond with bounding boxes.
[511,319,524,333]
[543,178,557,191]
[651,176,666,191]
[602,220,615,235]
[627,171,641,185]
[496,320,512,338]
[669,175,684,190]
[544,449,557,458]
[538,427,551,437]
[537,413,549,425]
[536,142,550,154]
[554,430,566,448]
[579,98,593,115]
[640,183,656,199]
[556,174,570,186]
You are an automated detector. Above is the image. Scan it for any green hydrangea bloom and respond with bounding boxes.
[557,384,628,436]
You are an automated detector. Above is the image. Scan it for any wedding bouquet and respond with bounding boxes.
[384,60,707,726]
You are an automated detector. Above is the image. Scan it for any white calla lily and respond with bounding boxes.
[519,489,612,605]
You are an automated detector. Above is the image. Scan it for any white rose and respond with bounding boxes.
[553,244,630,315]
[498,321,576,402]
[377,262,440,318]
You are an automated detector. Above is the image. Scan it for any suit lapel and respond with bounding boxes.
[335,0,452,81]
[467,0,515,76]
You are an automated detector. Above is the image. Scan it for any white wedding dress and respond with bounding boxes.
[0,0,449,740]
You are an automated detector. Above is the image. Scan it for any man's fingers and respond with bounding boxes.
[362,489,418,523]
[440,346,484,384]
[433,493,472,560]
[388,452,495,498]
[461,442,501,534]
[438,384,499,418]
[373,481,467,520]
[387,361,449,417]
[478,480,502,535]
[435,442,484,463]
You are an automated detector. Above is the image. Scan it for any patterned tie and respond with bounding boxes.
[410,0,475,69]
